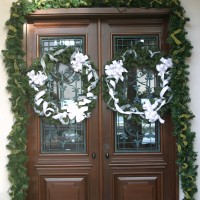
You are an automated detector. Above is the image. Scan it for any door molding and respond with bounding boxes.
[26,7,170,19]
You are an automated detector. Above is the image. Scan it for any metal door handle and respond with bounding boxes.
[92,152,96,159]
[105,152,110,159]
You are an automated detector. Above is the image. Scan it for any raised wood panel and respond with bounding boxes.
[44,177,86,200]
[115,175,162,200]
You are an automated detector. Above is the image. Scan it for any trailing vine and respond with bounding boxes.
[2,0,197,199]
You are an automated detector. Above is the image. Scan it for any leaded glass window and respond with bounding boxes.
[113,35,161,152]
[39,36,86,154]
[40,36,85,55]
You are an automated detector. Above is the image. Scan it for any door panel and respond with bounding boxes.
[26,8,177,200]
[39,35,87,154]
[26,18,100,200]
[115,176,160,200]
[101,18,176,200]
[42,177,87,200]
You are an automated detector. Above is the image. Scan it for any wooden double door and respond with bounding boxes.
[26,8,178,200]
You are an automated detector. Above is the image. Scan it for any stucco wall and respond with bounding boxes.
[0,0,199,199]
[184,0,200,199]
[0,1,15,200]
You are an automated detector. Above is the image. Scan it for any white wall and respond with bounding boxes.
[183,0,200,199]
[0,1,15,200]
[0,0,200,199]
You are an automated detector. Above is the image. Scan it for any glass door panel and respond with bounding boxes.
[40,36,85,55]
[39,36,87,154]
[113,35,161,152]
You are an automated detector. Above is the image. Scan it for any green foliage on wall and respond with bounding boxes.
[2,0,198,199]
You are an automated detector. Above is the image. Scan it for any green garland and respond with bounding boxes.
[2,0,197,199]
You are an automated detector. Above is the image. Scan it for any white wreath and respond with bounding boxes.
[104,49,173,124]
[27,47,99,125]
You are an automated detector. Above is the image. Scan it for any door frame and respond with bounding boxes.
[25,7,178,200]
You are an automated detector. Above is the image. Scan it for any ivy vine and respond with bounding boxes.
[2,0,198,199]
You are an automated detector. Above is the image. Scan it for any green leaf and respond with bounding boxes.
[177,144,182,153]
[183,140,188,146]
[14,60,20,74]
[172,46,185,56]
[11,149,21,155]
[13,97,20,109]
[8,25,17,33]
[174,11,182,19]
[172,0,178,5]
[182,163,188,169]
[7,34,16,39]
[179,114,191,119]
[170,29,182,45]
[184,192,190,199]
[14,79,26,94]
[180,134,186,141]
[150,0,162,5]
[180,122,187,131]
[18,116,24,121]
[11,13,19,17]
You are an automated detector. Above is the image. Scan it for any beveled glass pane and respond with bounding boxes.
[48,62,82,109]
[113,35,160,153]
[115,115,160,152]
[39,36,86,154]
[41,118,86,153]
[40,36,85,55]
[113,35,158,54]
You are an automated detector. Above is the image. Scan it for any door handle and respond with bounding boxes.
[105,152,110,159]
[92,152,96,159]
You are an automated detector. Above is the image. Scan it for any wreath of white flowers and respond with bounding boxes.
[104,46,173,124]
[27,46,99,125]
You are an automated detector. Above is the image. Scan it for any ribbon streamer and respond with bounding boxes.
[171,29,182,45]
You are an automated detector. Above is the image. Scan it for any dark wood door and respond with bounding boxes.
[26,8,178,200]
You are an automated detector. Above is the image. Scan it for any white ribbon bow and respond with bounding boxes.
[62,102,89,123]
[27,70,48,91]
[142,99,165,123]
[105,60,127,83]
[156,58,173,81]
[71,52,89,72]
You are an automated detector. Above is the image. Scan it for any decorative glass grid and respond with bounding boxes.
[113,35,159,54]
[113,35,161,152]
[40,36,85,55]
[39,36,86,154]
[41,118,86,153]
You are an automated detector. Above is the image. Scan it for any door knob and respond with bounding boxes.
[105,152,110,159]
[92,152,96,159]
